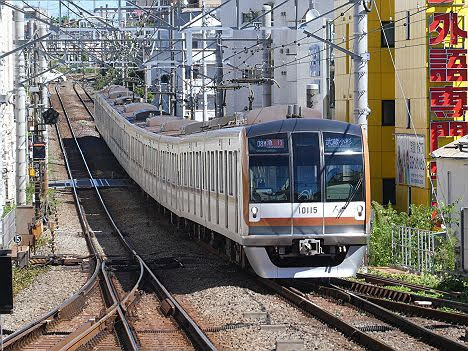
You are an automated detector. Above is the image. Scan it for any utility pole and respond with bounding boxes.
[262,4,272,108]
[353,0,370,136]
[170,5,176,116]
[38,16,49,202]
[215,32,224,118]
[324,18,333,119]
[201,3,208,121]
[14,8,27,206]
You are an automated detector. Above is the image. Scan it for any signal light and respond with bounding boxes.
[42,107,59,125]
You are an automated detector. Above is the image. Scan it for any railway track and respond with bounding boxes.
[2,83,216,350]
[2,90,111,350]
[50,82,214,350]
[333,276,468,314]
[297,280,468,350]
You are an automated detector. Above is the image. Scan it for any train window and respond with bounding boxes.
[219,152,224,193]
[196,152,200,188]
[211,152,215,191]
[189,153,192,187]
[249,155,290,203]
[229,151,233,196]
[182,152,187,186]
[204,153,207,190]
[292,133,321,202]
[325,154,364,202]
[323,133,362,154]
[215,151,218,192]
[248,133,288,154]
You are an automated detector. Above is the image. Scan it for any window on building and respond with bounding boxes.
[406,99,411,129]
[192,39,199,49]
[381,21,395,48]
[382,100,395,126]
[405,11,411,40]
[382,178,396,205]
[192,68,200,79]
[242,10,260,24]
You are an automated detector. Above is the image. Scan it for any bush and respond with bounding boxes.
[369,201,459,272]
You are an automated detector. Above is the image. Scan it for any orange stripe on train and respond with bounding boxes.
[249,218,364,227]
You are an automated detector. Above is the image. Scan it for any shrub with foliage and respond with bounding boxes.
[369,201,459,272]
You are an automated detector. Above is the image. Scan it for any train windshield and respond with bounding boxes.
[292,133,321,202]
[248,132,364,204]
[249,155,291,203]
[325,155,363,202]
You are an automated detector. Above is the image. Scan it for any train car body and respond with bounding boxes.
[94,86,370,278]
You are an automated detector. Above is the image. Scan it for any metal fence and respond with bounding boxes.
[1,209,16,249]
[391,226,445,273]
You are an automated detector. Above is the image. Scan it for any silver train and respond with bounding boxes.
[94,86,371,278]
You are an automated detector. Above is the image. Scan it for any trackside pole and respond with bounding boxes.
[353,0,370,137]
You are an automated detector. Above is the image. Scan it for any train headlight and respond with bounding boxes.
[357,205,364,216]
[251,206,259,219]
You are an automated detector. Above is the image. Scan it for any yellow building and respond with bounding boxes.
[334,0,467,211]
[334,0,396,206]
[395,0,468,210]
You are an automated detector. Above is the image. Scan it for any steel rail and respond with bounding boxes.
[2,91,102,350]
[55,85,139,350]
[257,278,395,351]
[355,294,468,326]
[333,277,468,313]
[101,261,141,350]
[59,85,217,351]
[307,282,468,351]
[355,272,462,298]
[72,82,94,120]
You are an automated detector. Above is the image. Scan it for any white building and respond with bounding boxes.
[219,0,334,117]
[432,137,468,272]
[0,3,17,215]
[144,9,221,121]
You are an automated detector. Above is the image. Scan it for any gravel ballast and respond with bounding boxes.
[3,267,88,331]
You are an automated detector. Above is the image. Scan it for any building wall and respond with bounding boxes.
[220,0,333,116]
[0,4,16,210]
[334,0,395,205]
[394,0,429,210]
[436,158,467,238]
[395,0,468,211]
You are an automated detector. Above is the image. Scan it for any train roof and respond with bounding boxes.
[97,87,361,140]
[245,118,363,138]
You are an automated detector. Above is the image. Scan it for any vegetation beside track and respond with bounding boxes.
[367,267,468,302]
[12,265,49,296]
[369,201,458,271]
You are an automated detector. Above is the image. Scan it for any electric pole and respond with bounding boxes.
[14,8,27,206]
[353,0,370,136]
[201,3,208,121]
[215,32,224,118]
[262,4,272,108]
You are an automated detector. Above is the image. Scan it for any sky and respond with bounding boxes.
[19,1,119,17]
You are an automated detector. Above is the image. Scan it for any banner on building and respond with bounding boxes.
[396,134,426,188]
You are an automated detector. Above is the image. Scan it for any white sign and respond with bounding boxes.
[396,134,426,188]
[13,235,21,244]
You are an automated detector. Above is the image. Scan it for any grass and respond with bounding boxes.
[12,266,49,296]
[368,267,468,302]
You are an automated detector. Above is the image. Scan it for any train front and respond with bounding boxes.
[242,119,370,278]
